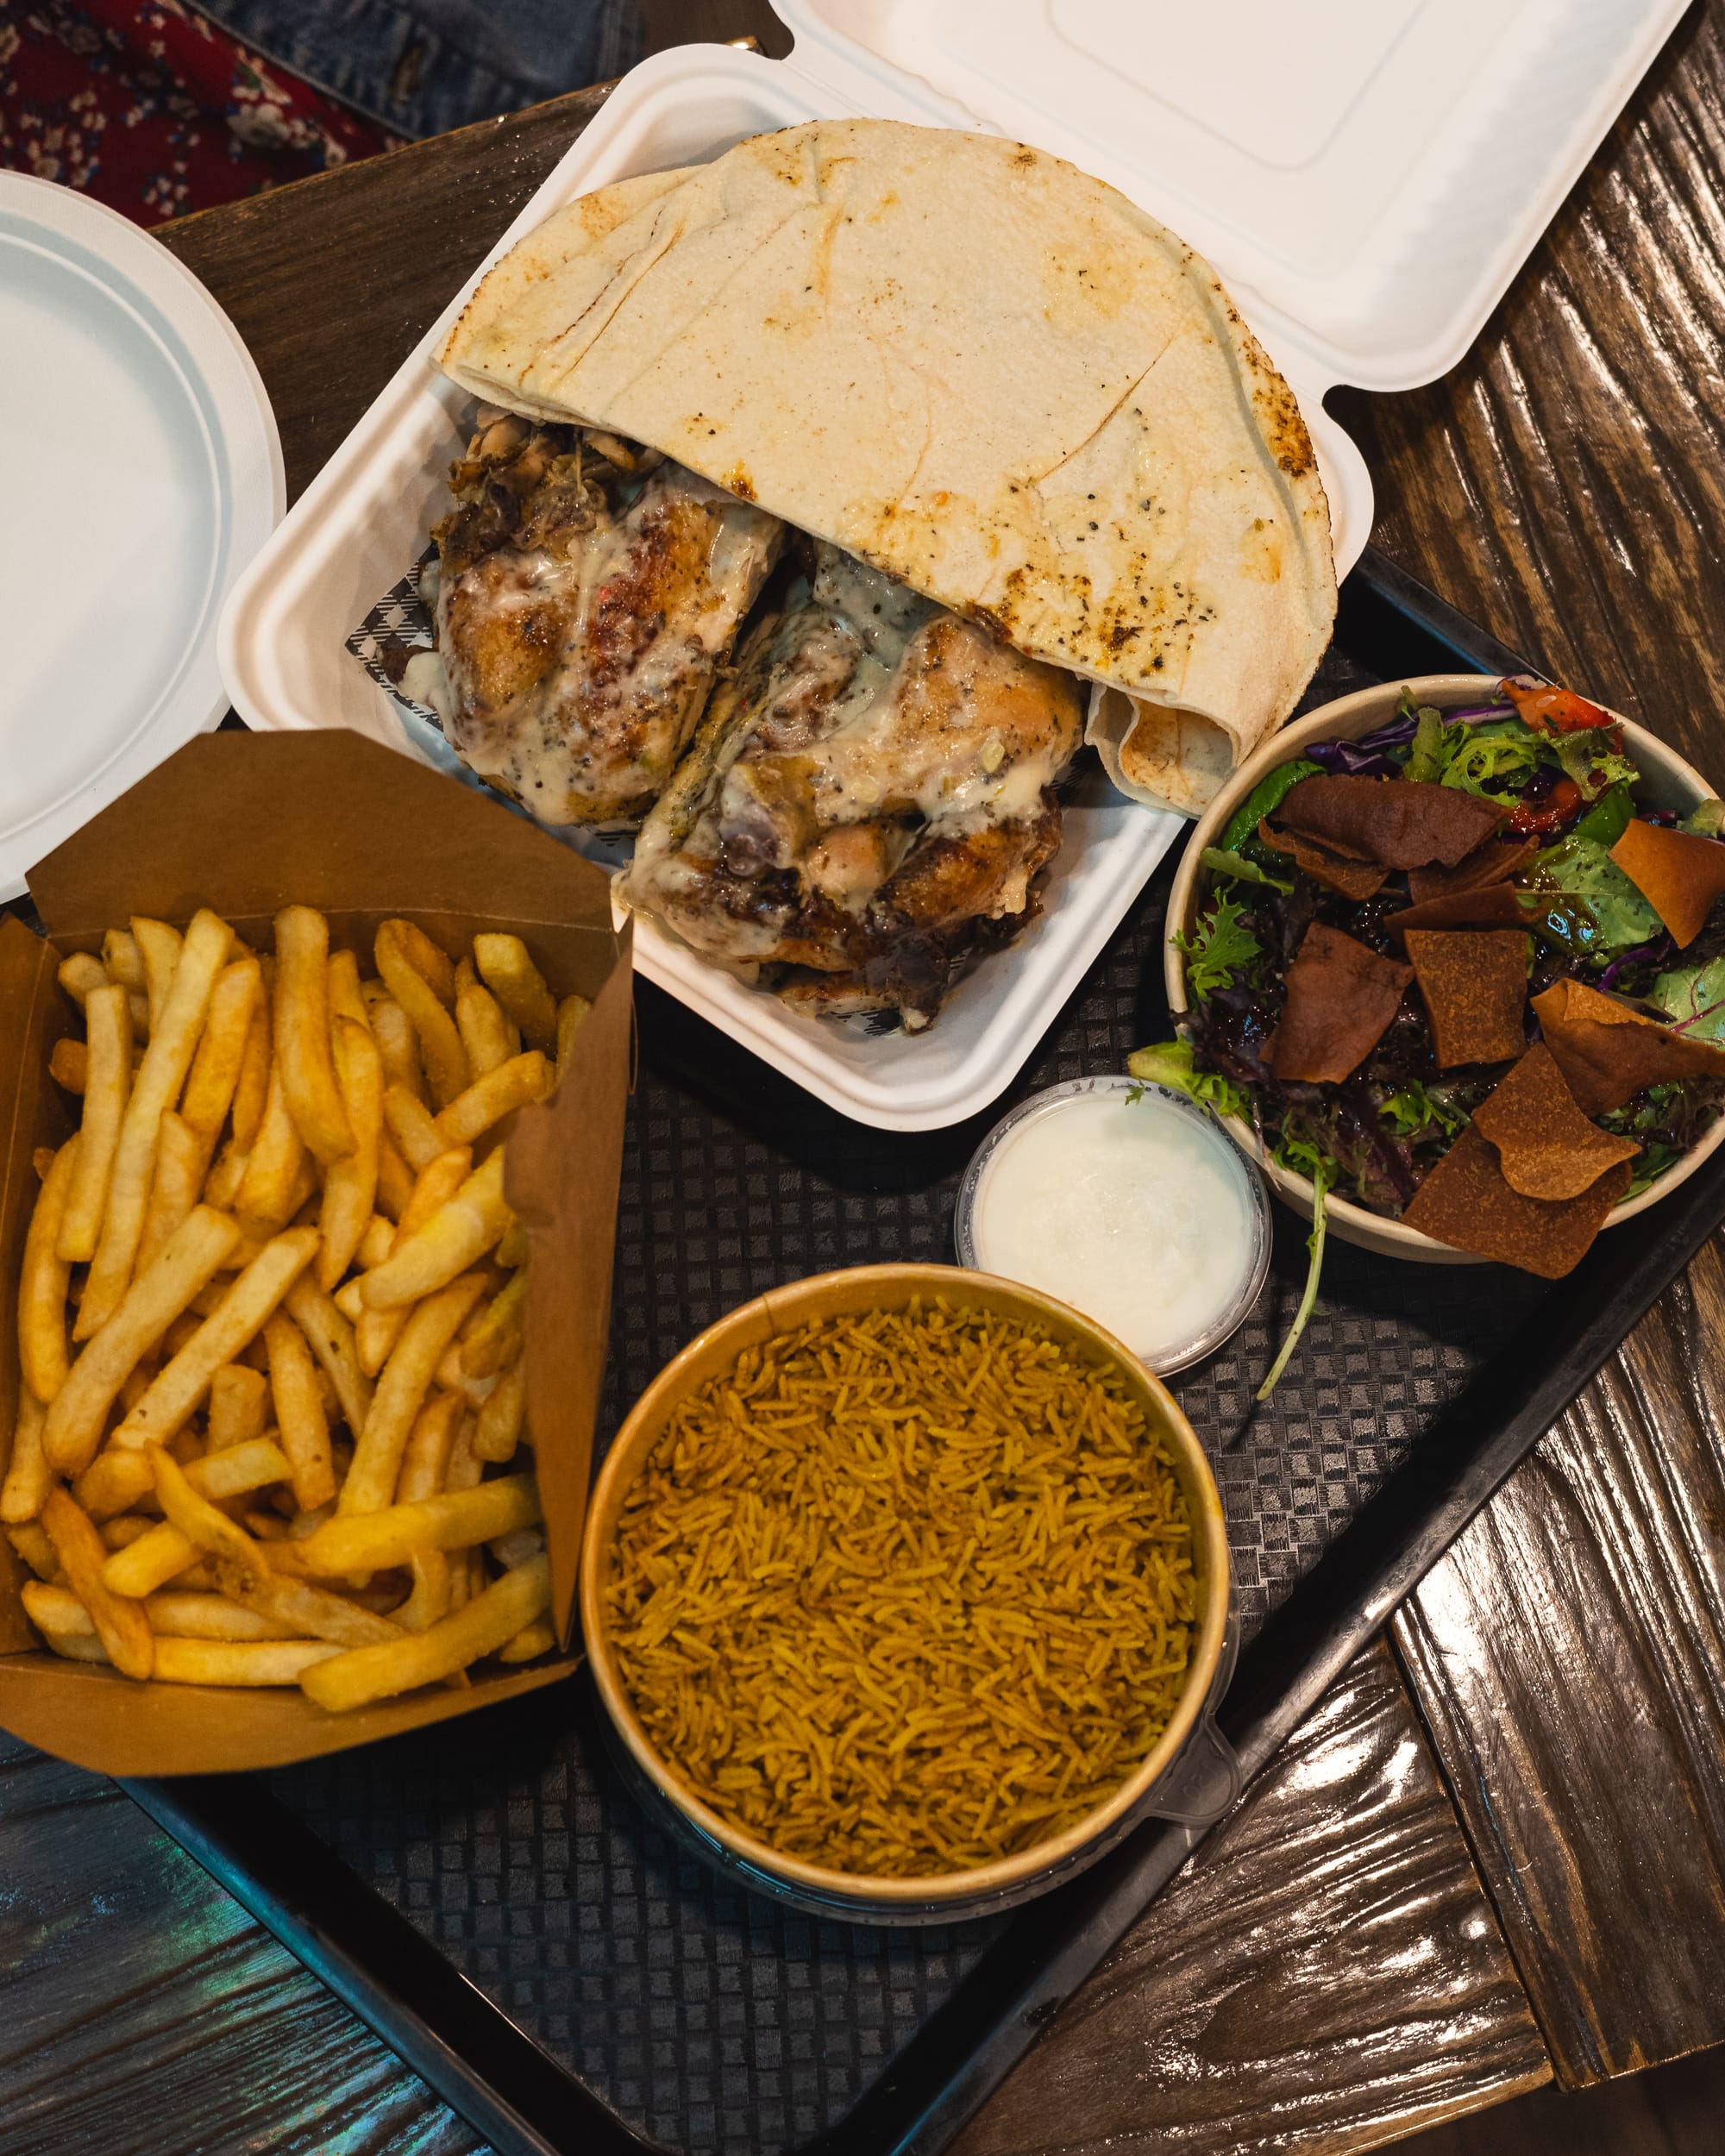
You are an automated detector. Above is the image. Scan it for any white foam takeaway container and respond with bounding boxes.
[219,0,1684,1130]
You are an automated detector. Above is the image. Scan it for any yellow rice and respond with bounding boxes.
[604,1300,1196,1877]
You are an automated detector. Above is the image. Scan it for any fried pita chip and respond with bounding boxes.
[1404,929,1530,1067]
[1471,1044,1640,1200]
[1408,834,1540,906]
[1276,774,1506,869]
[1532,976,1725,1114]
[1269,924,1414,1084]
[1257,821,1389,900]
[1609,818,1725,948]
[1402,1124,1632,1276]
[1386,884,1532,940]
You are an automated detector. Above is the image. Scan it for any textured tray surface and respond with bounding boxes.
[265,642,1552,2153]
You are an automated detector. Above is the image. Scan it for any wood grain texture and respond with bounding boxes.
[953,1643,1549,2156]
[1397,2045,1725,2156]
[0,1733,484,2156]
[1393,1233,1725,2087]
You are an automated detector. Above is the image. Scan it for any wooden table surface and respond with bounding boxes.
[9,12,1725,2152]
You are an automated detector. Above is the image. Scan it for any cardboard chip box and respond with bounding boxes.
[0,731,631,1774]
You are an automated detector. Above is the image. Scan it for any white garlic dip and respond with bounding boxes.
[957,1080,1269,1372]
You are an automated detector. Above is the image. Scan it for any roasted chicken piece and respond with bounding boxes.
[424,411,783,826]
[625,545,1084,1028]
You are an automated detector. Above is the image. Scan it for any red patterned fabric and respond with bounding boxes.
[0,0,401,225]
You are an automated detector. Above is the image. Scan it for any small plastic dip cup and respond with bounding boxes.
[956,1076,1272,1374]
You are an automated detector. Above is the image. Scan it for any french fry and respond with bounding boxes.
[433,1050,551,1150]
[273,905,354,1164]
[301,1551,549,1710]
[150,1445,271,1577]
[97,1436,298,1592]
[376,1131,415,1221]
[382,1081,443,1172]
[264,1311,336,1511]
[101,927,147,993]
[380,918,456,1006]
[455,962,518,1076]
[58,982,130,1264]
[43,1206,243,1476]
[473,934,559,1053]
[367,996,423,1100]
[326,948,370,1031]
[341,1275,489,1515]
[41,1486,154,1679]
[179,956,263,1143]
[445,1414,483,1495]
[494,1220,530,1269]
[303,1471,539,1575]
[461,1269,527,1379]
[56,951,107,1009]
[555,993,591,1071]
[113,1228,319,1451]
[357,1214,396,1270]
[135,1110,205,1277]
[99,1516,154,1550]
[153,1638,342,1686]
[39,1631,112,1665]
[397,1551,451,1632]
[229,999,272,1150]
[131,917,183,1038]
[148,1592,300,1641]
[235,1064,308,1232]
[375,924,468,1107]
[356,1147,474,1376]
[333,1279,367,1324]
[98,1519,200,1598]
[358,1150,509,1311]
[396,1389,463,1504]
[282,1276,373,1437]
[7,1520,60,1581]
[1,1388,50,1525]
[208,1363,270,1453]
[20,1134,78,1403]
[204,1139,249,1211]
[213,1561,405,1648]
[78,908,235,1337]
[73,1449,156,1521]
[317,1016,382,1288]
[48,1037,86,1094]
[473,1357,525,1464]
[81,1427,290,1526]
[489,1526,543,1570]
[499,1618,557,1664]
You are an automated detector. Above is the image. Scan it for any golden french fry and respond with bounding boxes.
[96,1436,297,1589]
[282,1277,373,1437]
[461,1269,527,1379]
[135,1110,205,1278]
[99,1519,199,1598]
[357,1214,396,1270]
[39,1630,112,1665]
[229,998,272,1150]
[99,1516,154,1550]
[367,995,424,1101]
[7,1520,60,1581]
[488,1526,543,1570]
[264,1311,336,1512]
[148,1592,300,1641]
[382,1081,443,1172]
[473,934,559,1053]
[375,1131,415,1221]
[396,1389,463,1504]
[154,1638,342,1686]
[303,1472,539,1576]
[179,956,263,1142]
[381,918,456,1006]
[455,964,519,1076]
[113,1227,320,1451]
[358,1150,509,1311]
[341,1275,488,1515]
[555,993,591,1071]
[151,1445,271,1577]
[213,1561,405,1648]
[433,1051,550,1150]
[333,1279,367,1324]
[204,1139,249,1211]
[301,1551,549,1710]
[446,1414,482,1495]
[357,1147,472,1373]
[326,947,370,1031]
[48,1037,87,1093]
[41,1486,154,1679]
[235,1063,308,1233]
[56,951,107,1009]
[398,1550,451,1632]
[208,1363,270,1453]
[101,928,147,993]
[78,908,235,1337]
[21,1582,96,1637]
[1,1388,49,1526]
[131,917,183,1038]
[317,1016,382,1289]
[73,1448,156,1521]
[473,1357,525,1464]
[375,924,468,1107]
[58,982,131,1265]
[83,1428,291,1529]
[43,1206,242,1476]
[20,1134,78,1403]
[273,906,354,1164]
[355,1304,409,1379]
[499,1618,557,1664]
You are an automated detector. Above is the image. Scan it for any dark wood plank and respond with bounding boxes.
[953,1643,1549,2156]
[1396,2044,1725,2156]
[1392,1234,1725,2085]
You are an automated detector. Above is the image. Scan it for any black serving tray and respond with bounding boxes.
[123,550,1725,2156]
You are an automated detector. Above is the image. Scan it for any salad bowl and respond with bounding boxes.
[1163,674,1725,1263]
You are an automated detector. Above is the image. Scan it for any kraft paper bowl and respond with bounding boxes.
[1165,675,1725,1263]
[580,1264,1233,1924]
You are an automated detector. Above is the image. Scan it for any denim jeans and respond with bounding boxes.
[194,0,645,139]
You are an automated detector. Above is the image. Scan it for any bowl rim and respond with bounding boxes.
[579,1262,1233,1907]
[1162,674,1725,1257]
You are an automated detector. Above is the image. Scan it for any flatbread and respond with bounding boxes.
[438,119,1337,819]
[1258,821,1388,900]
[1531,976,1725,1113]
[1609,818,1725,947]
[1471,1044,1640,1200]
[1275,774,1505,868]
[1403,929,1529,1068]
[1402,1125,1631,1277]
[1269,924,1413,1083]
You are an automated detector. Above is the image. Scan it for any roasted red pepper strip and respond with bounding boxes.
[1501,678,1613,734]
[1506,775,1583,834]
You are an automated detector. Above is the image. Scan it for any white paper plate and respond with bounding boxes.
[0,174,283,900]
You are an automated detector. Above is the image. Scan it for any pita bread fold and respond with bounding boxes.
[437,119,1337,819]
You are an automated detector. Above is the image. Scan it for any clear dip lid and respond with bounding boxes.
[955,1075,1273,1375]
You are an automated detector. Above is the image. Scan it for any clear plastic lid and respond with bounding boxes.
[954,1075,1272,1375]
